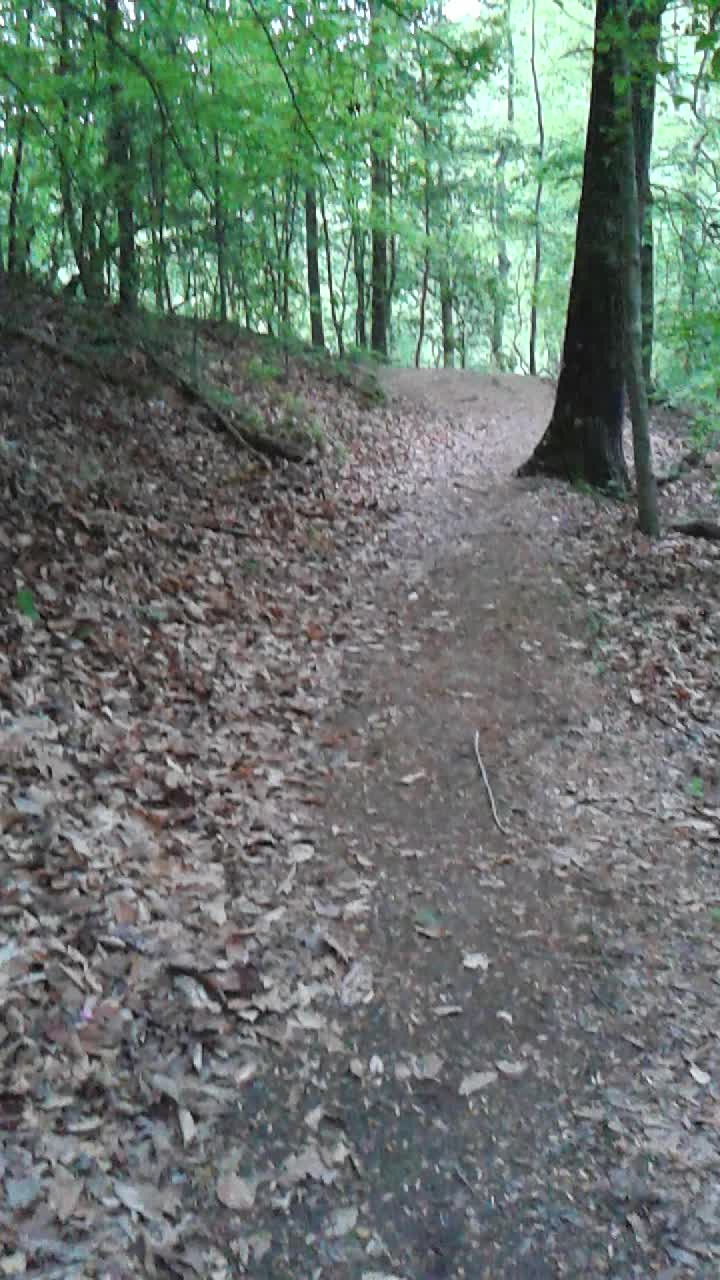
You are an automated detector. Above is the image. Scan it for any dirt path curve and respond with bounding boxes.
[232,370,715,1279]
[314,368,623,1279]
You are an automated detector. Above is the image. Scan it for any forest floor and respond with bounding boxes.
[1,288,720,1279]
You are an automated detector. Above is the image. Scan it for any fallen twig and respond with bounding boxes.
[473,731,510,836]
[669,519,720,542]
[142,348,303,466]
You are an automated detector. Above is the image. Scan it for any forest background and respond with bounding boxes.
[0,0,718,429]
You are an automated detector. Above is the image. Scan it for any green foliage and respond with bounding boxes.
[276,392,323,449]
[15,587,38,621]
[244,356,283,387]
[0,0,717,402]
[688,775,705,800]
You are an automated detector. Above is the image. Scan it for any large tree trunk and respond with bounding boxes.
[305,185,325,348]
[518,0,628,491]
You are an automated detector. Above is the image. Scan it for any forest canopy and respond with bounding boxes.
[0,0,718,414]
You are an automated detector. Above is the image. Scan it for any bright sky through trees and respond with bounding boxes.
[444,0,478,17]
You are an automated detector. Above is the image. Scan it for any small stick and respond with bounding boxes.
[473,731,510,836]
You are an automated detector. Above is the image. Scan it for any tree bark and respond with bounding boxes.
[352,221,367,349]
[619,1,659,536]
[630,0,663,387]
[6,0,34,277]
[305,185,325,347]
[6,119,27,276]
[491,0,514,371]
[370,149,388,357]
[105,0,137,311]
[369,0,388,357]
[440,265,454,369]
[415,98,431,369]
[320,189,344,356]
[518,0,628,491]
[529,0,544,376]
[213,131,228,323]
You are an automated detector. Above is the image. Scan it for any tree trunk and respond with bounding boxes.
[369,0,388,357]
[305,185,325,347]
[437,164,455,369]
[619,1,659,535]
[518,0,628,492]
[630,0,663,387]
[529,0,544,376]
[56,3,106,300]
[491,0,514,371]
[6,119,27,276]
[352,221,367,348]
[213,132,228,323]
[6,0,34,277]
[440,266,454,369]
[105,0,137,311]
[370,149,388,357]
[320,190,344,356]
[415,103,431,369]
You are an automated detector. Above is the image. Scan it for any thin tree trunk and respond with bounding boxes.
[6,120,27,276]
[369,0,388,357]
[305,185,325,347]
[6,0,34,277]
[352,221,367,348]
[105,0,137,310]
[492,0,514,370]
[630,0,663,387]
[619,0,658,535]
[148,129,170,312]
[437,165,454,369]
[213,132,228,323]
[319,189,344,355]
[388,163,397,345]
[370,149,388,356]
[529,0,545,376]
[415,106,431,369]
[439,266,454,369]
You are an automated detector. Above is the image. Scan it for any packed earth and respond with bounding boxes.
[1,297,720,1278]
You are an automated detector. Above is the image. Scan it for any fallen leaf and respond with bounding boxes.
[496,1059,527,1078]
[216,1172,259,1211]
[459,1070,498,1096]
[326,1205,359,1238]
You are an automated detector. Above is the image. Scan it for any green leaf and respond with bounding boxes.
[16,588,38,621]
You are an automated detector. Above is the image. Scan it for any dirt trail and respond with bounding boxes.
[2,339,717,1279]
[314,368,617,1278]
[295,369,717,1279]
